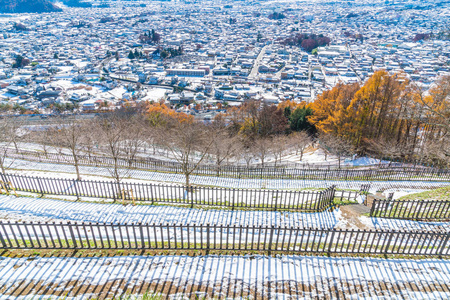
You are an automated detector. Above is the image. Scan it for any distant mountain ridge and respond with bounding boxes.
[0,0,62,13]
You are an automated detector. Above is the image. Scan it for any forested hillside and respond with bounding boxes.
[309,70,450,165]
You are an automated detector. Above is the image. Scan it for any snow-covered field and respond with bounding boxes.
[1,255,449,299]
[0,196,335,229]
[8,140,392,168]
[0,196,447,232]
[2,147,450,299]
[5,158,449,192]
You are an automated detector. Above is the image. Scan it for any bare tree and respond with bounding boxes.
[93,114,130,188]
[290,131,311,161]
[320,133,354,168]
[120,115,146,167]
[417,133,450,168]
[82,128,96,160]
[144,125,159,156]
[10,118,24,153]
[271,135,289,166]
[316,133,329,161]
[32,129,54,158]
[0,117,21,174]
[253,137,271,168]
[208,127,240,176]
[49,117,90,180]
[241,143,254,168]
[160,121,213,188]
[367,137,410,166]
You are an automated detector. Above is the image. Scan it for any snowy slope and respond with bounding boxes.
[0,195,338,228]
[5,158,449,191]
[0,196,447,232]
[0,255,449,299]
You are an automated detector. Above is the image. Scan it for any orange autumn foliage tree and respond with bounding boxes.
[146,102,194,126]
[347,71,413,148]
[411,76,450,166]
[277,100,296,111]
[224,100,260,136]
[277,99,308,112]
[308,82,360,137]
[422,76,450,132]
[309,70,429,156]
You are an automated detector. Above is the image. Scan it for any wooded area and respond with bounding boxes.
[309,71,450,166]
[1,72,449,190]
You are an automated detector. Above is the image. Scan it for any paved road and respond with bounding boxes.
[108,75,196,92]
[249,45,268,79]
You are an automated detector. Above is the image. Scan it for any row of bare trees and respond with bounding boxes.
[0,117,23,174]
[3,103,448,194]
[1,111,313,189]
[2,109,410,191]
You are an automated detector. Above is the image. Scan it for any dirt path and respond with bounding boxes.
[337,204,372,230]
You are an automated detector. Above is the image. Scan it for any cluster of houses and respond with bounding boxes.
[0,0,449,115]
